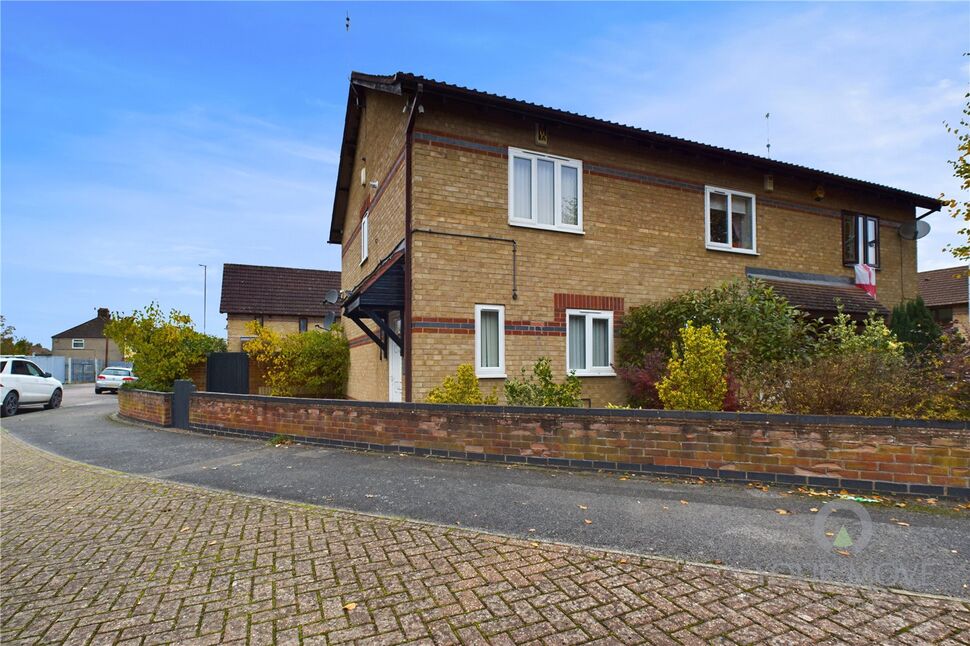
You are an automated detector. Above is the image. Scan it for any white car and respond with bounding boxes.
[1,357,63,417]
[95,367,137,393]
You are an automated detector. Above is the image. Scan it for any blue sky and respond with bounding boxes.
[2,2,968,345]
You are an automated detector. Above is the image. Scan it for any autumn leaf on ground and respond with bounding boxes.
[895,521,910,527]
[810,508,819,513]
[577,505,588,510]
[825,531,835,538]
[583,519,593,525]
[530,542,540,547]
[343,602,357,612]
[774,509,790,515]
[680,500,689,505]
[834,549,851,557]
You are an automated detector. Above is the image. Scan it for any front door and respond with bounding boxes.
[388,312,403,402]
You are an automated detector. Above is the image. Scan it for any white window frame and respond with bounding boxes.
[704,186,758,255]
[507,147,584,234]
[360,212,369,265]
[72,339,85,349]
[474,304,506,378]
[565,309,615,377]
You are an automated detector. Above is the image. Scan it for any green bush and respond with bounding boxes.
[104,303,226,392]
[890,296,942,356]
[504,357,583,407]
[244,322,349,398]
[657,323,727,411]
[425,364,498,405]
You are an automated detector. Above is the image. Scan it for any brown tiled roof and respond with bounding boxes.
[52,314,109,339]
[761,278,890,318]
[917,266,969,308]
[220,264,341,317]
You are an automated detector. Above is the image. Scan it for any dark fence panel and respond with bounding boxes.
[205,352,249,394]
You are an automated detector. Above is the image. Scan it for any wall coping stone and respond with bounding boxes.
[190,391,970,431]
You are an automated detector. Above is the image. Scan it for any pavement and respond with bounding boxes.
[3,386,969,600]
[3,430,970,645]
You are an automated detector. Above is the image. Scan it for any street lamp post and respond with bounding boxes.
[199,264,207,334]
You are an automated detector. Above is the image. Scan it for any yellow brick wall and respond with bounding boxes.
[406,97,921,405]
[226,315,330,352]
[51,337,124,362]
[338,89,409,401]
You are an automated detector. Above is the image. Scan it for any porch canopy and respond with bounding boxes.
[343,247,405,353]
[746,267,890,320]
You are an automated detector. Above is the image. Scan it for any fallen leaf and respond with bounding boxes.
[618,558,628,564]
[180,527,190,533]
[711,559,724,565]
[662,506,669,510]
[530,542,540,547]
[342,602,357,612]
[619,477,629,481]
[577,505,588,510]
[834,549,851,557]
[774,509,790,515]
[825,531,835,538]
[528,528,536,533]
[895,521,910,527]
[680,500,689,505]
[583,519,592,525]
[895,502,907,508]
[810,508,819,513]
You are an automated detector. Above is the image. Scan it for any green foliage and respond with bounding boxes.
[504,357,583,407]
[942,89,969,262]
[889,297,942,355]
[657,323,728,411]
[243,322,349,398]
[0,316,36,355]
[425,364,498,405]
[103,303,225,392]
[618,278,810,367]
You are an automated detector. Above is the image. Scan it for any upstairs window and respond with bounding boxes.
[705,186,757,254]
[508,147,583,233]
[566,309,614,376]
[842,212,880,268]
[360,212,369,265]
[72,339,85,349]
[475,305,505,378]
[299,318,308,333]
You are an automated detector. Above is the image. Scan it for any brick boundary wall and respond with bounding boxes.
[118,389,172,427]
[187,393,970,500]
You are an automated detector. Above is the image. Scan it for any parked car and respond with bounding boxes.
[95,367,137,394]
[0,357,63,416]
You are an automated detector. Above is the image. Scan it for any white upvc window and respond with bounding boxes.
[565,309,614,376]
[705,186,757,254]
[360,212,369,265]
[72,339,85,349]
[475,304,505,378]
[508,147,583,233]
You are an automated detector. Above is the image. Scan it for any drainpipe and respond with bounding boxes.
[403,83,423,402]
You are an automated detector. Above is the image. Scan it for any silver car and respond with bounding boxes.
[95,367,137,394]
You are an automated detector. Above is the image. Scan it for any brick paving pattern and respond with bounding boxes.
[2,432,969,645]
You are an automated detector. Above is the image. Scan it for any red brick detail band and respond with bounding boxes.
[188,393,970,498]
[118,389,172,427]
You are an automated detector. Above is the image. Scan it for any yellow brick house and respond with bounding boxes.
[328,72,941,405]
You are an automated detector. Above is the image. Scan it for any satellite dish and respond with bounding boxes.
[323,312,336,330]
[324,289,339,304]
[898,220,931,241]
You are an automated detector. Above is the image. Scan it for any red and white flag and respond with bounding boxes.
[854,264,876,298]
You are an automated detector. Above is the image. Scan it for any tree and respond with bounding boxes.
[0,316,36,355]
[942,89,970,262]
[104,303,226,391]
[889,297,942,356]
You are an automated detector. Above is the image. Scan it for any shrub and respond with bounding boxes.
[244,322,349,398]
[104,303,226,392]
[614,350,666,408]
[890,297,942,356]
[504,357,583,407]
[425,364,498,405]
[657,323,727,411]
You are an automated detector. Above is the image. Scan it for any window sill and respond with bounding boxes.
[476,372,507,379]
[569,370,616,378]
[509,220,584,235]
[706,244,759,256]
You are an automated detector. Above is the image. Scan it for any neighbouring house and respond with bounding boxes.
[51,308,124,363]
[220,263,341,351]
[328,71,941,405]
[918,265,970,329]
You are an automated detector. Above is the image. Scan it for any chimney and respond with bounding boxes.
[97,308,110,319]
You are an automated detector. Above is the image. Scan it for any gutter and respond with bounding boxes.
[403,83,423,402]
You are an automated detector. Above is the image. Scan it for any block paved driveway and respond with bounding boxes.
[2,433,969,645]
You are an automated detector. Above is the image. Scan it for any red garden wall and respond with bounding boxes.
[188,393,970,499]
[118,389,172,427]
